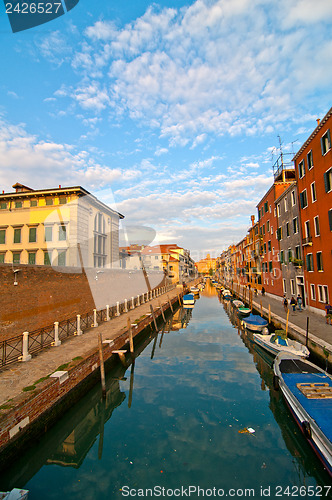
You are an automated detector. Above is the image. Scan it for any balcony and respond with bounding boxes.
[302,236,312,246]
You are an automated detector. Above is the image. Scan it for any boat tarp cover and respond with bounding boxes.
[243,314,268,326]
[282,372,332,443]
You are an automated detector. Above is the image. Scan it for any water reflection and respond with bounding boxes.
[1,288,330,496]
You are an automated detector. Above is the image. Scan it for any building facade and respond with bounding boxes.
[275,182,304,302]
[0,183,124,269]
[293,108,332,313]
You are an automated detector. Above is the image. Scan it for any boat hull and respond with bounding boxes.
[241,314,268,332]
[253,334,309,358]
[274,353,332,476]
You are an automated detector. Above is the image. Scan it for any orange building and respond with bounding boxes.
[293,108,332,314]
[195,253,217,275]
[256,165,296,298]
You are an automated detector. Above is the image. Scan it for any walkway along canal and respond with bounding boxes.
[0,281,331,497]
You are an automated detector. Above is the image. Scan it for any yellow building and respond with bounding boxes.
[0,183,124,268]
[195,253,217,275]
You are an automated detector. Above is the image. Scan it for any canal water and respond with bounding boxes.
[1,283,331,498]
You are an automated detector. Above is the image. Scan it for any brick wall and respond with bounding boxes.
[0,264,95,340]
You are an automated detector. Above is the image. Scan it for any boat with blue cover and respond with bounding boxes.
[241,313,268,332]
[0,490,28,500]
[253,333,310,358]
[273,352,332,476]
[183,293,195,306]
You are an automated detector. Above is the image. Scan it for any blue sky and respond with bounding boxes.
[1,0,332,260]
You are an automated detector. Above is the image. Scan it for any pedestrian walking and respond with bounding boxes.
[325,301,332,324]
[261,286,265,296]
[283,295,288,312]
[297,294,302,311]
[290,296,297,312]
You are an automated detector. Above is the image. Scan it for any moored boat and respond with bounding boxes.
[253,333,310,358]
[0,489,29,500]
[241,313,268,333]
[190,286,200,297]
[183,293,195,306]
[232,299,245,308]
[273,352,332,476]
[237,306,251,317]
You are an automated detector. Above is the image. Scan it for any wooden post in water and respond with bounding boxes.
[128,361,135,408]
[167,295,174,313]
[177,291,181,305]
[159,301,166,322]
[268,304,271,324]
[260,300,263,316]
[306,316,309,347]
[285,309,290,336]
[150,304,158,331]
[98,333,106,399]
[127,317,134,355]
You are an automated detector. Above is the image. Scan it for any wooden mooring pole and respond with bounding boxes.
[285,309,290,336]
[306,316,309,347]
[127,318,134,355]
[150,304,158,331]
[159,301,166,322]
[268,304,271,324]
[167,295,174,313]
[98,333,106,399]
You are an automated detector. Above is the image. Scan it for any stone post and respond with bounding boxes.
[21,332,31,362]
[53,321,61,346]
[76,315,83,335]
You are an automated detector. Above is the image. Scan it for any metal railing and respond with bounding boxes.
[0,283,178,369]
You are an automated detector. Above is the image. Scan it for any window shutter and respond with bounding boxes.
[327,129,331,149]
[321,137,325,155]
[324,172,329,192]
[300,192,304,208]
[329,209,332,231]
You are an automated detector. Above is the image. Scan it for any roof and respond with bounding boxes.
[293,107,332,161]
[0,183,124,219]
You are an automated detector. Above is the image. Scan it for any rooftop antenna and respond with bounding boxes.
[278,135,284,168]
[291,139,298,156]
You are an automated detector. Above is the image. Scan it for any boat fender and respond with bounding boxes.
[302,420,312,439]
[273,375,279,391]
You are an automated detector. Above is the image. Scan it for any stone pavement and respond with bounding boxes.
[236,284,332,349]
[0,286,185,407]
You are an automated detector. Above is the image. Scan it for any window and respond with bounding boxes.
[13,252,20,264]
[266,220,270,232]
[314,216,320,236]
[307,150,314,170]
[30,200,37,207]
[293,217,299,234]
[304,220,311,238]
[295,246,301,260]
[44,251,52,265]
[321,129,331,155]
[329,209,332,231]
[277,227,282,240]
[310,284,316,301]
[15,201,22,208]
[298,159,305,178]
[0,229,5,244]
[28,252,36,265]
[94,213,107,268]
[280,250,284,264]
[268,261,272,272]
[324,167,332,193]
[283,279,286,293]
[286,222,290,237]
[288,249,292,263]
[45,198,54,206]
[0,254,4,263]
[263,224,265,235]
[316,252,323,271]
[264,243,267,254]
[268,240,271,252]
[277,204,281,217]
[59,197,67,205]
[318,285,329,303]
[0,202,7,210]
[290,280,295,295]
[58,224,67,241]
[284,198,288,212]
[306,253,314,272]
[291,190,296,206]
[310,182,317,202]
[13,228,21,243]
[264,202,268,213]
[300,189,308,209]
[29,227,37,243]
[45,226,52,242]
[58,251,66,266]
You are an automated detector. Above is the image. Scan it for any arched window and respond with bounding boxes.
[94,213,106,267]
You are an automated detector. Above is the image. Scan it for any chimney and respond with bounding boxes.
[59,185,61,188]
[316,118,320,125]
[251,215,255,226]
